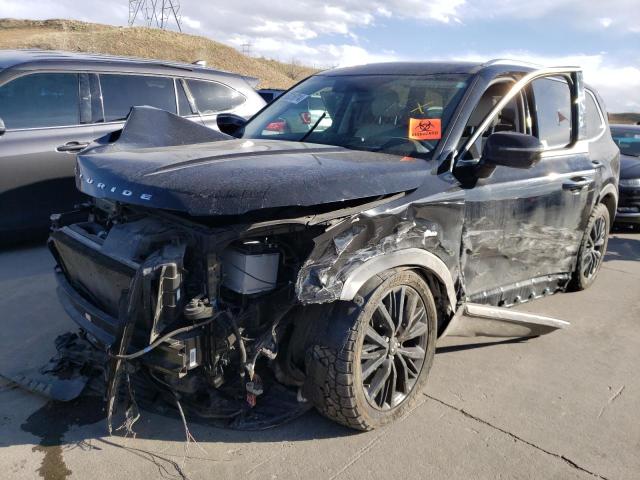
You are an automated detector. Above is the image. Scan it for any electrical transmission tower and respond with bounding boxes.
[128,0,182,32]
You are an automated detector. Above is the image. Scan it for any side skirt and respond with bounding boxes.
[441,303,570,339]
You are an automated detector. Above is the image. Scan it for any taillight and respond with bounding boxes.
[265,119,288,132]
[299,112,312,124]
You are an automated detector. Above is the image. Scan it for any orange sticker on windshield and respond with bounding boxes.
[409,118,441,141]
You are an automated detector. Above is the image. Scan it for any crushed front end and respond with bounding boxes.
[48,200,325,429]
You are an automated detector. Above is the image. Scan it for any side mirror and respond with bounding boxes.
[217,113,247,138]
[482,131,543,169]
[0,117,5,136]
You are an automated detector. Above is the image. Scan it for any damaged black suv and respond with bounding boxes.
[48,60,619,431]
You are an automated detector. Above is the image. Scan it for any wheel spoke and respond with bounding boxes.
[361,346,386,360]
[377,302,395,335]
[399,320,429,342]
[367,359,392,400]
[395,354,410,393]
[395,287,406,335]
[397,346,425,360]
[365,326,388,349]
[361,351,387,380]
[401,290,419,336]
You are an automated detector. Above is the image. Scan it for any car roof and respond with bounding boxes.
[318,60,541,77]
[611,124,640,131]
[0,49,255,83]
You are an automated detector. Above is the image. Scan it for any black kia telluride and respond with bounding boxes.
[47,60,619,431]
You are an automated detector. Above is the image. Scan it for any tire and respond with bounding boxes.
[571,203,610,290]
[304,269,437,430]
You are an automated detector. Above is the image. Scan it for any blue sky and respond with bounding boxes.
[1,0,638,111]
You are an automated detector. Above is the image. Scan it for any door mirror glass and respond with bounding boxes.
[217,113,246,137]
[0,117,5,136]
[482,131,543,169]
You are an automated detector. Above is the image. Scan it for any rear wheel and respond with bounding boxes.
[304,270,437,430]
[571,203,610,290]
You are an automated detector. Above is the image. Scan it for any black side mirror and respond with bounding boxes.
[217,113,247,138]
[482,131,543,169]
[0,117,5,136]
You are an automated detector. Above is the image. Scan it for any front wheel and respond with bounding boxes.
[304,270,437,430]
[571,203,610,290]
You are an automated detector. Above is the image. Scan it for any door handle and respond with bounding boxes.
[592,160,605,169]
[56,141,90,152]
[562,177,593,192]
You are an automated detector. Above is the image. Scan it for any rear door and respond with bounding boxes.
[457,69,595,305]
[0,72,97,238]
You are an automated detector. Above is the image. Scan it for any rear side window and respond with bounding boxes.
[0,73,79,129]
[100,74,176,122]
[585,91,605,139]
[186,79,245,114]
[531,78,572,148]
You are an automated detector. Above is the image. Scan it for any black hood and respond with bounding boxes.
[620,153,640,179]
[76,107,431,216]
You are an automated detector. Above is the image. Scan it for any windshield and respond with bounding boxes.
[611,127,640,157]
[243,73,469,159]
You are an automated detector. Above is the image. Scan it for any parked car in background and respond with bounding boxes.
[611,124,640,230]
[0,50,266,243]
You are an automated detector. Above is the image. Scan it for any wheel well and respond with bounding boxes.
[599,193,616,226]
[410,267,454,335]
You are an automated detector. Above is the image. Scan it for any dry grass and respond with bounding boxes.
[608,113,640,125]
[0,19,319,89]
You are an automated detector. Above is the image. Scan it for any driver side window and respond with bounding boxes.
[458,80,528,160]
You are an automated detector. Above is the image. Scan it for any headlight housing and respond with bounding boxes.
[619,178,640,187]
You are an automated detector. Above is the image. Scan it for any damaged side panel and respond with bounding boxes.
[295,192,465,311]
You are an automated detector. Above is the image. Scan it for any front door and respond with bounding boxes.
[455,71,595,305]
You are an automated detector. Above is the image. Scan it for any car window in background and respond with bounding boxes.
[0,73,79,129]
[585,92,605,139]
[242,73,469,159]
[531,77,572,148]
[186,79,246,114]
[100,74,176,122]
[611,127,640,157]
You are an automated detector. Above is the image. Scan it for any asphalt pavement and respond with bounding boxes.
[0,231,638,480]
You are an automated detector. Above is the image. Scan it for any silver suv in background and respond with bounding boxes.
[0,50,266,243]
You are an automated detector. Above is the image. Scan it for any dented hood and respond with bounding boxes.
[76,107,431,216]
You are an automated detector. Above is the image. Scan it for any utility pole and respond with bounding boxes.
[128,0,182,32]
[241,41,253,57]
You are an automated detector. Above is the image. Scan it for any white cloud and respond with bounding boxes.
[599,17,613,28]
[449,51,640,112]
[467,0,640,33]
[1,0,638,111]
[180,16,201,30]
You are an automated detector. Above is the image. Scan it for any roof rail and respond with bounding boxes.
[482,58,544,68]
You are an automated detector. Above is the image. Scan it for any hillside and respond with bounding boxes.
[608,112,640,125]
[0,19,318,89]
